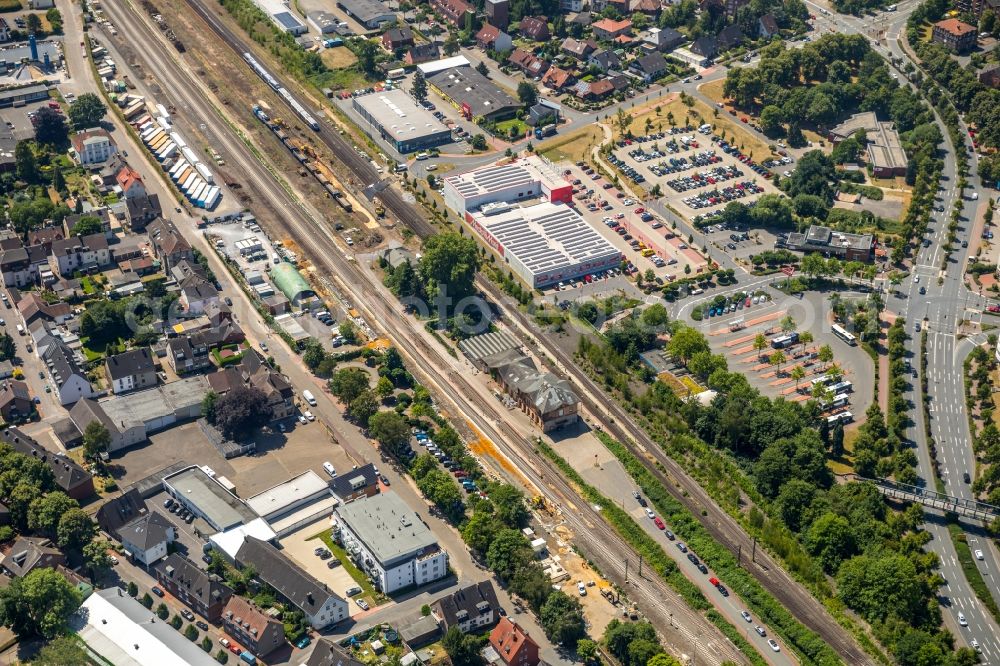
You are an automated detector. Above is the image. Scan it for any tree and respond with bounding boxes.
[418,232,481,302]
[347,389,379,425]
[141,593,153,608]
[33,107,68,146]
[0,568,83,638]
[57,508,95,551]
[486,529,533,581]
[51,166,66,193]
[201,391,219,421]
[517,81,538,107]
[489,483,529,527]
[15,141,36,182]
[28,491,78,537]
[215,649,230,663]
[354,39,379,78]
[790,365,806,392]
[818,344,834,369]
[476,61,490,77]
[83,539,113,576]
[442,625,483,666]
[376,375,395,400]
[444,33,459,55]
[368,410,410,457]
[329,368,371,403]
[25,13,41,34]
[0,332,16,362]
[45,7,63,33]
[667,325,709,365]
[30,636,89,665]
[156,603,169,620]
[753,333,768,360]
[185,624,199,641]
[201,636,213,652]
[805,512,856,573]
[615,107,633,137]
[759,104,784,136]
[539,591,586,645]
[67,93,107,130]
[779,314,796,333]
[127,581,138,597]
[646,655,681,666]
[836,552,923,623]
[212,385,272,440]
[462,511,501,554]
[577,639,599,664]
[303,339,326,371]
[412,70,428,101]
[831,422,845,457]
[768,350,786,375]
[470,134,488,150]
[82,420,111,461]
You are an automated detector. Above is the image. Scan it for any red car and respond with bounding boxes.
[229,644,243,655]
[653,517,666,530]
[634,207,645,214]
[988,305,1000,313]
[709,577,720,587]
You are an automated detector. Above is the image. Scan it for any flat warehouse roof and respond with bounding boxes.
[335,492,438,566]
[446,155,564,199]
[164,466,257,530]
[473,202,621,279]
[353,90,449,141]
[337,0,393,22]
[426,66,519,118]
[246,470,331,518]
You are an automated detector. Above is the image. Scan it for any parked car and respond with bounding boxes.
[151,586,164,597]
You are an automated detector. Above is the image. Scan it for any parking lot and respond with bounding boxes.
[686,289,874,417]
[559,162,709,283]
[608,126,782,222]
[699,220,783,264]
[278,521,364,614]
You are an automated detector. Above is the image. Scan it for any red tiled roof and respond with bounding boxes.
[934,18,976,36]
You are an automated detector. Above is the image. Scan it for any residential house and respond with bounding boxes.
[430,0,473,26]
[207,352,295,420]
[328,462,380,503]
[28,225,67,249]
[119,511,175,565]
[154,553,234,621]
[642,26,684,52]
[71,128,117,166]
[592,18,632,40]
[630,0,661,15]
[179,275,221,316]
[96,489,149,538]
[16,290,72,328]
[508,48,549,78]
[148,218,194,273]
[0,245,32,288]
[405,43,440,65]
[573,78,615,101]
[477,24,513,52]
[487,618,540,666]
[235,536,349,628]
[306,639,366,666]
[629,53,667,82]
[221,596,287,657]
[433,581,501,633]
[758,12,779,39]
[541,66,575,91]
[587,49,622,74]
[0,537,65,578]
[381,27,414,51]
[124,193,162,231]
[980,66,1000,88]
[166,333,213,375]
[0,380,32,421]
[105,348,157,395]
[69,398,146,452]
[50,233,111,277]
[485,0,509,29]
[932,18,977,52]
[42,340,95,406]
[518,16,550,41]
[115,165,147,199]
[561,37,597,59]
[690,35,718,59]
[526,100,561,126]
[716,24,744,51]
[0,428,94,499]
[64,209,113,238]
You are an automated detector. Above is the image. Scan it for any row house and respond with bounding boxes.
[430,0,473,26]
[221,596,287,658]
[50,233,111,278]
[476,24,513,52]
[154,553,234,621]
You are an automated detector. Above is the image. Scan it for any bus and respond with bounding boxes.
[820,394,850,412]
[387,68,406,80]
[831,323,857,346]
[771,332,799,349]
[829,380,853,394]
[729,318,745,332]
[826,411,854,425]
[810,375,834,387]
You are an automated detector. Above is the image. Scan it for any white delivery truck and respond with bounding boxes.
[303,390,317,406]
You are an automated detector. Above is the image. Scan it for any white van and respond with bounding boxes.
[303,389,317,406]
[323,462,336,477]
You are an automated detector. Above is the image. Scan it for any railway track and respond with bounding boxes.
[121,0,870,661]
[101,1,743,661]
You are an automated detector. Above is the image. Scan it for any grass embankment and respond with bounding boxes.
[312,529,384,605]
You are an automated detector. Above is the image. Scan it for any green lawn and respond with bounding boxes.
[494,118,527,140]
[311,529,386,605]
